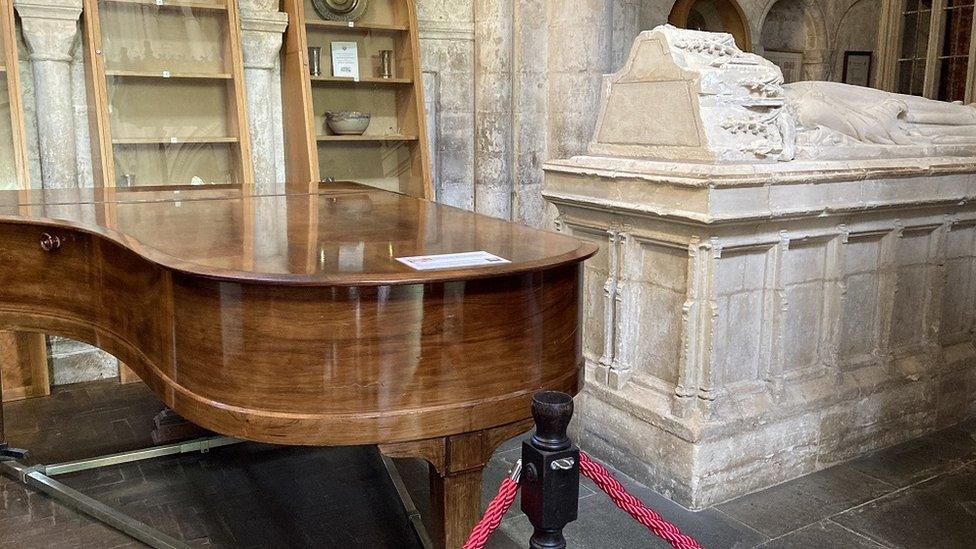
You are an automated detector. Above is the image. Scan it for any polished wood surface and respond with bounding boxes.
[0,184,594,546]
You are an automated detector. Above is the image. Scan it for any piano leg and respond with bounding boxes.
[380,418,533,549]
[429,465,484,548]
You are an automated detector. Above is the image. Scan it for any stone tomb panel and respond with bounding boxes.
[712,247,772,387]
[781,240,829,375]
[890,229,936,349]
[631,239,689,388]
[597,81,701,147]
[840,234,884,365]
[941,223,976,345]
[564,225,610,367]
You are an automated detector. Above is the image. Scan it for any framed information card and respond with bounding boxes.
[843,51,872,87]
[331,41,360,80]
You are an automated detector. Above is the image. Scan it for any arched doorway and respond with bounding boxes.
[758,0,829,82]
[669,0,752,51]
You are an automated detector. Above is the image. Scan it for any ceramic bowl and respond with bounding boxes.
[325,111,371,135]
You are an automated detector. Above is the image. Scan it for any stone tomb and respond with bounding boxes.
[544,25,976,508]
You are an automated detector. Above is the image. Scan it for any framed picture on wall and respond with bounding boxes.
[843,51,873,87]
[764,50,804,83]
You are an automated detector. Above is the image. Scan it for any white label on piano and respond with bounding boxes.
[396,251,510,271]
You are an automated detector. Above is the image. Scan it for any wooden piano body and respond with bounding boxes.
[0,184,595,547]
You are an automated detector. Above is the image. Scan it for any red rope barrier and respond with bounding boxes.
[461,474,520,549]
[580,452,705,549]
[461,454,705,549]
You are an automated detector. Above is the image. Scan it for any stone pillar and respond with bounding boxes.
[239,1,288,196]
[512,0,548,228]
[546,0,613,160]
[416,1,477,211]
[474,0,513,219]
[15,0,82,189]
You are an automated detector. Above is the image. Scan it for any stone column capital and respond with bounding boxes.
[240,10,288,70]
[14,0,83,62]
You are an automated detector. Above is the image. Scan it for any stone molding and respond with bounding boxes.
[14,0,82,63]
[544,156,976,224]
[418,19,475,42]
[240,10,288,70]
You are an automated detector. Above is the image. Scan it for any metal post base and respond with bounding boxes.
[0,437,434,549]
[0,443,28,460]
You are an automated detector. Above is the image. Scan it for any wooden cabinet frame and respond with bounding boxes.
[81,0,254,192]
[280,0,432,198]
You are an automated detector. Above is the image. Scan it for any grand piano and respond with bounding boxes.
[0,183,596,547]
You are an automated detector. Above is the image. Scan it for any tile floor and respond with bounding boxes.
[0,380,973,548]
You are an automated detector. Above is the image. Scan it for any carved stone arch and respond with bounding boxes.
[757,0,830,80]
[830,0,882,85]
[668,0,753,52]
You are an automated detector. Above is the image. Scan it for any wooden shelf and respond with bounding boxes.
[316,135,418,142]
[305,20,407,32]
[85,0,253,192]
[105,69,233,80]
[311,75,412,85]
[282,0,431,197]
[113,136,239,145]
[101,0,228,11]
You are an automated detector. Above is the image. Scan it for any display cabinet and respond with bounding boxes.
[82,0,254,191]
[281,0,432,198]
[0,0,49,402]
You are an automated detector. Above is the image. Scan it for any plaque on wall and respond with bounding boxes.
[764,50,803,83]
[843,51,873,87]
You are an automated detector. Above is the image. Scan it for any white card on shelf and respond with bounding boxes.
[162,70,171,78]
[331,41,359,80]
[396,251,511,271]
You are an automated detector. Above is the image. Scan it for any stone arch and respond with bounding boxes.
[830,0,881,85]
[757,0,829,81]
[668,0,753,51]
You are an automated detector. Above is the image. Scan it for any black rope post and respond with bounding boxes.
[521,391,580,549]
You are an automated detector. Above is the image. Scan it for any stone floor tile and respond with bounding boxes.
[484,530,524,549]
[757,520,888,548]
[715,465,894,538]
[832,463,976,549]
[846,426,976,487]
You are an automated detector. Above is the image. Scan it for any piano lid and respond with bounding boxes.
[0,183,596,286]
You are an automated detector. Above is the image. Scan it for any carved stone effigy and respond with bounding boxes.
[544,25,976,509]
